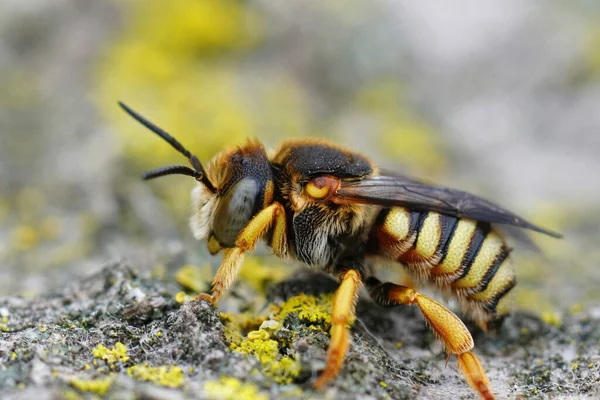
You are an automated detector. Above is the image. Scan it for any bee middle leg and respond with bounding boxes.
[196,202,287,304]
[366,277,495,400]
[314,269,363,389]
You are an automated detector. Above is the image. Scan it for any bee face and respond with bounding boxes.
[190,140,273,248]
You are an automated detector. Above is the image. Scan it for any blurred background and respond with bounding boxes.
[1,0,599,319]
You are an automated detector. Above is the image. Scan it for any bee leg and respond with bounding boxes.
[196,247,245,304]
[314,269,363,389]
[196,202,287,304]
[366,277,494,400]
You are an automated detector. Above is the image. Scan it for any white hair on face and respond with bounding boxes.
[189,183,218,240]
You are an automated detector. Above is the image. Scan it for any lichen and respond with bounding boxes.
[231,329,300,384]
[263,356,301,385]
[204,377,268,400]
[175,264,212,293]
[127,364,185,388]
[238,257,292,294]
[12,225,40,251]
[221,293,343,384]
[70,376,113,396]
[541,311,562,328]
[175,291,190,304]
[92,342,130,365]
[220,312,267,346]
[277,293,334,331]
[62,390,85,400]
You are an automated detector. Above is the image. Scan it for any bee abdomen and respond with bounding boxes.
[371,207,516,320]
[392,211,461,276]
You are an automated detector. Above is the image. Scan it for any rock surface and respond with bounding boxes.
[1,263,598,399]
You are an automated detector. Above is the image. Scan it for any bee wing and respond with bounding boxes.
[333,175,562,238]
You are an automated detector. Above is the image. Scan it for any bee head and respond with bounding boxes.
[119,102,273,251]
[193,140,273,249]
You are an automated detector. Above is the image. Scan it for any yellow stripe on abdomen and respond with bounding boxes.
[430,219,477,278]
[469,258,515,305]
[414,212,441,260]
[452,231,504,291]
[383,208,411,241]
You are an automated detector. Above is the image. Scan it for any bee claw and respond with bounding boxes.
[195,293,216,305]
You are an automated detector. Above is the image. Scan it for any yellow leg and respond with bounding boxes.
[196,202,287,304]
[196,248,244,304]
[367,277,494,400]
[314,269,363,389]
[270,203,288,259]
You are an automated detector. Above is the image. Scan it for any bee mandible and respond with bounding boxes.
[119,102,561,400]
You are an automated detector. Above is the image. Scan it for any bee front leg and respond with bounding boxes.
[366,277,495,400]
[196,202,287,304]
[196,248,245,304]
[314,269,363,389]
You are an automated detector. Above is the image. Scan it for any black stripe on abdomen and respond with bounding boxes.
[456,222,490,280]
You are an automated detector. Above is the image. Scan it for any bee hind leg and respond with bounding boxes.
[366,277,495,400]
[196,202,287,304]
[313,269,363,389]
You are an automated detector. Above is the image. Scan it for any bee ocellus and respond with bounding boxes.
[119,102,561,400]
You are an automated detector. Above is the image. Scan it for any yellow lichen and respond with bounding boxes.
[220,312,267,346]
[92,342,130,364]
[94,0,313,228]
[231,329,300,384]
[570,303,584,314]
[13,225,40,251]
[238,257,292,294]
[70,376,113,396]
[175,264,212,293]
[127,364,185,388]
[175,291,188,304]
[204,376,268,400]
[570,360,580,371]
[264,356,301,385]
[277,293,335,331]
[541,311,562,328]
[62,390,85,400]
[232,330,278,364]
[94,0,267,223]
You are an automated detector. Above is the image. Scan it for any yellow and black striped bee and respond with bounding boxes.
[119,102,561,400]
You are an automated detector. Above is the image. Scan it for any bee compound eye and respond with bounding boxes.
[305,175,340,200]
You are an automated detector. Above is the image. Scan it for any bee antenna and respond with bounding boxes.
[118,101,216,192]
[142,165,203,181]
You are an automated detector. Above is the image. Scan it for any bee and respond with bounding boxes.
[119,102,561,400]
